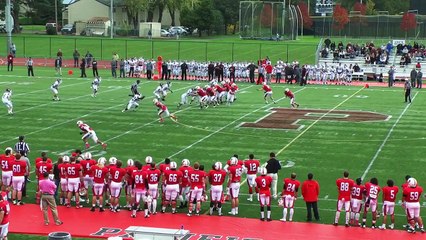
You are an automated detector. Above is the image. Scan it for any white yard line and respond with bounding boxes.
[275,87,365,157]
[361,92,419,180]
[0,84,192,145]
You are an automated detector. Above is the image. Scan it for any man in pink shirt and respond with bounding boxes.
[39,172,63,225]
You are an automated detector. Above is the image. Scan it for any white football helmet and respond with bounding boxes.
[408,177,418,188]
[127,159,134,166]
[170,161,177,169]
[230,157,238,166]
[214,162,222,170]
[145,156,153,164]
[153,99,158,104]
[109,157,117,165]
[5,147,13,153]
[63,155,70,163]
[84,152,92,160]
[76,120,83,125]
[260,167,267,175]
[97,157,106,165]
[196,86,200,90]
[182,159,190,167]
[285,88,289,92]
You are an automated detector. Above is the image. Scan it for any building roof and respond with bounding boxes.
[68,0,125,7]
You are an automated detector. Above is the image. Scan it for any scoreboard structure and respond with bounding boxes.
[315,0,335,15]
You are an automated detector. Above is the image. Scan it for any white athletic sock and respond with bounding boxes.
[152,200,157,212]
[345,211,350,224]
[289,208,294,221]
[267,210,271,219]
[335,211,341,223]
[283,208,288,220]
[261,211,264,219]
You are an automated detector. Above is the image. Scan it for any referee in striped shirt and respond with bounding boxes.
[14,136,30,157]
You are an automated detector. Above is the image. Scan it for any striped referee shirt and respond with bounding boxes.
[14,141,30,156]
[130,83,140,95]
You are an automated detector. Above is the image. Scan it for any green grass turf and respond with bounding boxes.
[10,233,92,240]
[0,34,318,64]
[1,66,425,238]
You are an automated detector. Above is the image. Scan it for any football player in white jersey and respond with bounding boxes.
[76,120,107,149]
[122,94,143,112]
[2,88,13,115]
[51,79,62,101]
[177,88,196,109]
[153,84,163,100]
[161,81,173,100]
[91,76,101,97]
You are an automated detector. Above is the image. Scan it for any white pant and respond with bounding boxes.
[180,93,188,105]
[210,185,223,202]
[226,93,235,103]
[110,181,122,198]
[337,199,351,212]
[134,189,147,204]
[382,201,395,216]
[351,199,363,213]
[229,182,240,199]
[2,100,12,109]
[364,198,378,213]
[406,202,421,218]
[0,222,9,238]
[12,176,25,191]
[148,183,158,199]
[267,173,278,196]
[67,178,80,193]
[246,174,256,188]
[93,183,104,196]
[60,178,68,192]
[259,194,270,206]
[127,100,139,110]
[189,188,203,202]
[159,109,170,118]
[1,171,12,186]
[82,131,98,143]
[283,194,295,208]
[165,184,179,201]
[83,175,93,189]
[51,87,58,95]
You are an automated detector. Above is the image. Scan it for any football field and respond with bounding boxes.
[1,66,425,239]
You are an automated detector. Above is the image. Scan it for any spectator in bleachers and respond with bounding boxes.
[416,62,421,69]
[365,54,371,64]
[400,55,406,66]
[379,53,388,65]
[330,42,336,52]
[386,41,393,55]
[324,38,331,49]
[353,64,361,73]
[321,48,328,58]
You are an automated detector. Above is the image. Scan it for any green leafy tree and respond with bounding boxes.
[180,0,216,36]
[214,0,240,34]
[124,0,148,28]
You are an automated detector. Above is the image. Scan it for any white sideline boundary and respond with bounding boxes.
[361,92,419,180]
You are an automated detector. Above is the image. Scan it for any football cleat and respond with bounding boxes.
[131,214,136,218]
[345,224,350,228]
[90,207,95,212]
[267,218,272,222]
[279,218,286,222]
[333,223,338,226]
[260,218,265,221]
[99,207,104,212]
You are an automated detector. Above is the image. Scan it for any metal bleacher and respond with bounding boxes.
[318,50,422,81]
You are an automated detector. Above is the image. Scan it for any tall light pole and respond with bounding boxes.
[5,0,13,54]
[55,0,58,32]
[110,0,114,39]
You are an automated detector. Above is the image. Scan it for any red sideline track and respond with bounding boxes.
[9,204,425,240]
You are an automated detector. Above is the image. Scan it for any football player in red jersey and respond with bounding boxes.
[66,156,83,208]
[146,163,161,214]
[0,192,10,240]
[58,156,69,205]
[124,159,138,210]
[258,82,276,104]
[208,162,226,216]
[76,120,107,150]
[80,152,96,204]
[255,167,273,221]
[35,155,53,204]
[159,158,171,206]
[280,173,300,222]
[334,171,354,227]
[403,178,424,233]
[90,157,108,212]
[196,86,208,109]
[11,153,28,205]
[361,177,381,228]
[223,154,243,201]
[244,154,260,202]
[0,148,15,196]
[284,88,299,108]
[142,156,153,172]
[178,159,193,209]
[350,178,365,226]
[162,162,182,214]
[379,179,399,230]
[104,157,117,207]
[109,160,127,212]
[187,162,205,216]
[153,99,177,123]
[227,157,243,215]
[131,161,149,218]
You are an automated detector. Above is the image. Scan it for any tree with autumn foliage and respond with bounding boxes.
[353,1,366,15]
[400,12,417,37]
[333,4,349,32]
[297,1,313,29]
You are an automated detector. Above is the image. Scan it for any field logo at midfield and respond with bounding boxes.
[240,108,390,130]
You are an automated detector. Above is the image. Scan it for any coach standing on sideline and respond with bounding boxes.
[265,152,281,199]
[302,173,320,222]
[39,172,63,226]
[404,79,412,103]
